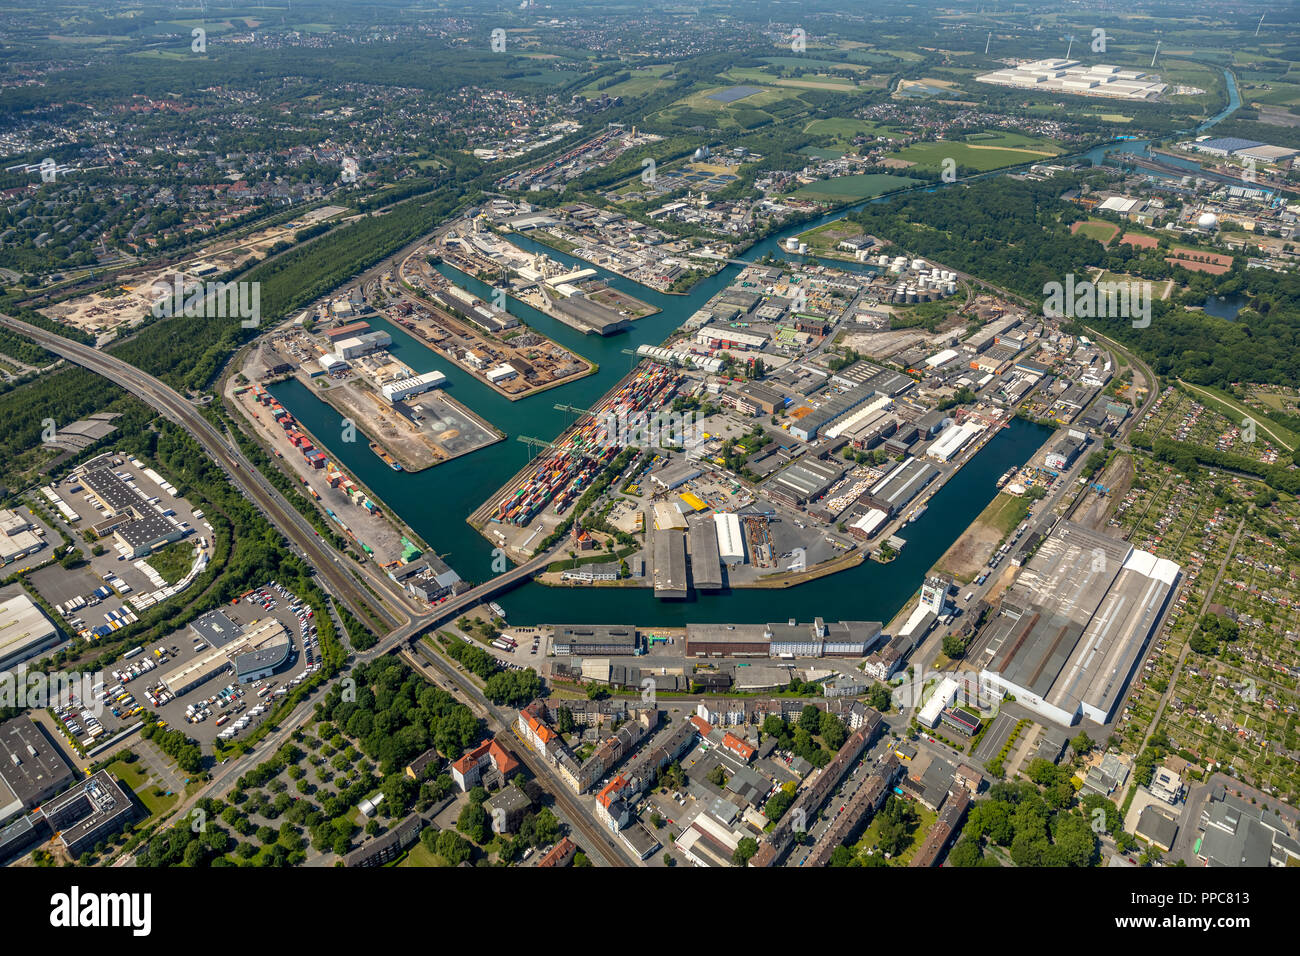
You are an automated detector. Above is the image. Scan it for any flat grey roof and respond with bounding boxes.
[689,519,722,590]
[0,717,76,816]
[191,609,242,648]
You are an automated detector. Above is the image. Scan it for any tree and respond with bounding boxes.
[819,712,848,751]
[942,634,967,659]
[457,800,489,844]
[732,836,758,867]
[707,764,728,788]
[436,829,473,865]
[1071,731,1094,755]
[798,705,821,735]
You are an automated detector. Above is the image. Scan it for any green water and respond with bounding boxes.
[270,209,1052,627]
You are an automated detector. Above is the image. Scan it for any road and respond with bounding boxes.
[0,312,416,631]
[409,641,636,867]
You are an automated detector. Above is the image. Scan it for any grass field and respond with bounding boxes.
[792,173,920,201]
[724,67,857,92]
[893,140,1056,172]
[1071,219,1122,245]
[804,147,846,160]
[651,84,812,130]
[107,756,179,819]
[145,541,194,585]
[396,841,450,867]
[580,64,674,97]
[803,118,895,141]
[983,493,1031,537]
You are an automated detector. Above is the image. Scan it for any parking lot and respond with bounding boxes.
[51,582,322,751]
[29,454,213,642]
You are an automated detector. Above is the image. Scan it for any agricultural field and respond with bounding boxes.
[791,173,921,202]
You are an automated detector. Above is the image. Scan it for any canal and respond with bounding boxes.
[267,68,1241,627]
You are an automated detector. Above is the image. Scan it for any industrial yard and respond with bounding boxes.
[390,242,598,389]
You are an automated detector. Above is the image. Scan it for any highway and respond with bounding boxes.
[0,311,410,632]
[0,312,627,860]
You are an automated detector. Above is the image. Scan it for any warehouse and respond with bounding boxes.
[653,529,689,600]
[689,519,723,591]
[333,331,391,360]
[696,327,767,351]
[0,594,60,675]
[972,521,1179,726]
[81,467,186,558]
[162,615,289,696]
[651,460,703,493]
[0,509,44,567]
[766,457,844,507]
[552,625,639,656]
[927,421,983,462]
[684,623,772,658]
[0,717,77,825]
[865,457,939,516]
[789,386,879,442]
[713,512,746,563]
[381,369,448,403]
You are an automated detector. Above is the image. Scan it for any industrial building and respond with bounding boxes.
[653,529,689,600]
[389,554,462,603]
[381,369,448,403]
[865,457,939,516]
[0,594,60,675]
[976,59,1167,100]
[160,612,290,695]
[333,330,392,359]
[0,717,77,825]
[927,421,983,462]
[0,509,44,567]
[688,518,723,591]
[766,456,844,508]
[42,770,136,858]
[713,512,746,564]
[685,618,882,658]
[789,387,881,442]
[552,625,639,656]
[81,467,187,558]
[971,521,1179,726]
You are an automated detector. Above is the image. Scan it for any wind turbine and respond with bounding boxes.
[1255,14,1265,38]
[1150,41,1161,69]
[985,31,992,55]
[1065,34,1075,59]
